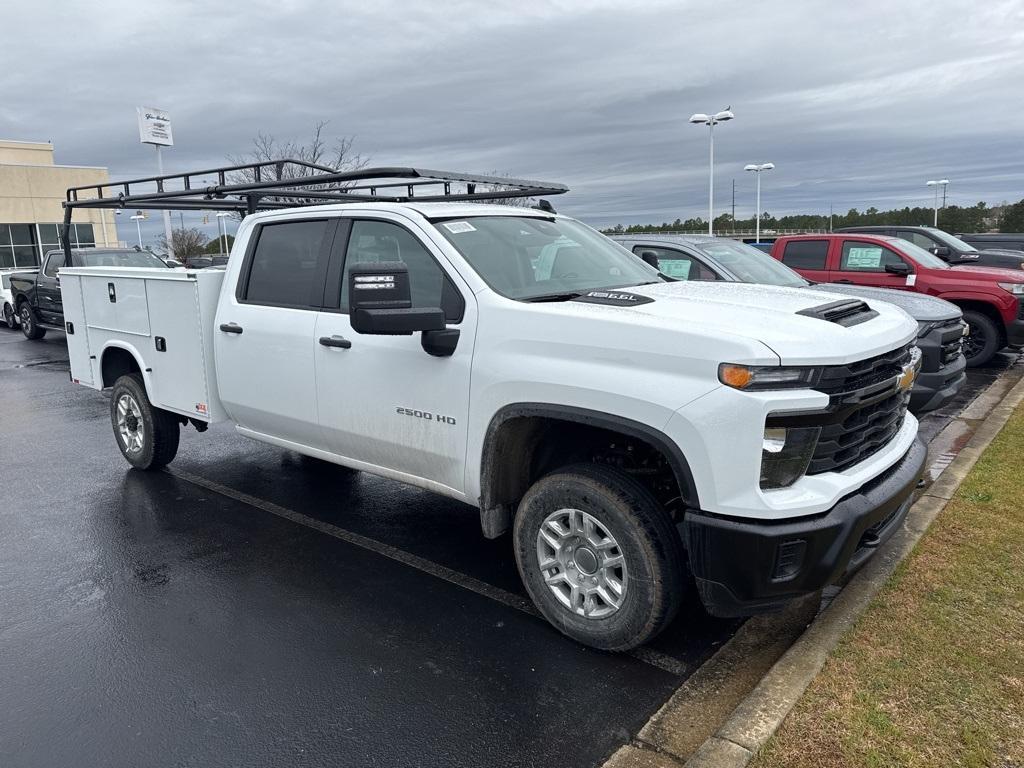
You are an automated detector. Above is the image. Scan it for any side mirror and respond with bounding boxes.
[931,245,950,259]
[348,261,446,336]
[638,250,660,269]
[884,262,911,276]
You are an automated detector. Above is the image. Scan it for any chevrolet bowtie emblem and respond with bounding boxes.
[897,362,917,393]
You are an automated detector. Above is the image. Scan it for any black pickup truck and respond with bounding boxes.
[9,248,171,340]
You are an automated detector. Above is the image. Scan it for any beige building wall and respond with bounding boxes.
[0,140,121,251]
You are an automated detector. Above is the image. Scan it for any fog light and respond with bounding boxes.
[773,539,807,581]
[760,426,821,490]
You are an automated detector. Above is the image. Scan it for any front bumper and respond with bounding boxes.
[681,435,927,618]
[1006,314,1024,347]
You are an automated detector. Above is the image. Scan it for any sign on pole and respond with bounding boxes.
[136,106,174,146]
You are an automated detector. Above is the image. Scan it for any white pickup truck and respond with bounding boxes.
[59,165,926,650]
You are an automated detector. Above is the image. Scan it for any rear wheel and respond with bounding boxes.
[961,310,1000,367]
[18,302,45,340]
[513,463,686,651]
[110,373,180,470]
[3,303,15,329]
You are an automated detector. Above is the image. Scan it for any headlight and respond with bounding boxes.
[719,363,821,390]
[997,282,1024,295]
[760,426,821,489]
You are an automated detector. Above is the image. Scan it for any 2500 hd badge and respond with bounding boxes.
[396,406,457,425]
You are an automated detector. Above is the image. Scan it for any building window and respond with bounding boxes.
[0,224,39,268]
[36,223,96,261]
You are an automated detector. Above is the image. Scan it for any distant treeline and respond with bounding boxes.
[602,199,1024,235]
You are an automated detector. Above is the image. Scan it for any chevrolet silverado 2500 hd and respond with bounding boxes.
[58,164,926,651]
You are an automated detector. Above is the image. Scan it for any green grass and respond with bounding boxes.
[752,406,1024,768]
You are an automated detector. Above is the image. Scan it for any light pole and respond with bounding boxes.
[216,212,231,256]
[689,108,734,235]
[743,163,775,243]
[130,214,145,249]
[926,179,950,227]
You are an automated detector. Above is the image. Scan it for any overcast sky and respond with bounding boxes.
[2,0,1022,245]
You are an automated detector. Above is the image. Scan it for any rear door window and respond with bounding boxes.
[780,240,828,270]
[240,220,330,308]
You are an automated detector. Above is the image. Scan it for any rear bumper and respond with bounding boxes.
[681,435,927,618]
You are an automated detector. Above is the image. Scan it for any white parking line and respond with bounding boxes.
[167,467,690,677]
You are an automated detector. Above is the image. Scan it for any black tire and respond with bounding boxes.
[961,310,1001,367]
[18,302,45,340]
[3,303,15,330]
[513,463,687,651]
[109,373,180,470]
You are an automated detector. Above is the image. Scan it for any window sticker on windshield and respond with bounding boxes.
[846,247,883,269]
[660,260,692,279]
[442,221,476,234]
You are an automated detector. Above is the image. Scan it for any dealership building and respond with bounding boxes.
[0,139,121,268]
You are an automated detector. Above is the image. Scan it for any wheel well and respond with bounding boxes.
[101,347,142,388]
[951,300,1006,345]
[479,408,698,538]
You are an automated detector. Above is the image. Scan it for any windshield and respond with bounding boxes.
[433,216,663,300]
[77,250,169,268]
[930,229,979,254]
[697,240,807,287]
[890,239,950,269]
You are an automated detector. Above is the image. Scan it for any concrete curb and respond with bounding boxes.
[681,371,1024,767]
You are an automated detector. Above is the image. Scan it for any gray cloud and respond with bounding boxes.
[1,0,1021,246]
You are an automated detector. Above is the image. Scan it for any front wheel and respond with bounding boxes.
[19,302,45,340]
[110,373,180,470]
[513,463,687,651]
[961,310,1001,367]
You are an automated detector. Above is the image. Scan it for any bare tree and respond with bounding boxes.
[158,227,209,258]
[227,121,368,210]
[471,171,538,208]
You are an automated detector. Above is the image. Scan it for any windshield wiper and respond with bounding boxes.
[523,291,587,303]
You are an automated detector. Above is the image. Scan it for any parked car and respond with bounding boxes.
[8,247,170,340]
[60,164,926,652]
[835,225,1024,270]
[770,233,1024,366]
[611,234,966,413]
[2,268,37,329]
[956,233,1024,253]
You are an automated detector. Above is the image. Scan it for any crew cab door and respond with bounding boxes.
[214,217,336,449]
[313,215,475,493]
[828,238,916,291]
[775,239,830,282]
[35,252,64,325]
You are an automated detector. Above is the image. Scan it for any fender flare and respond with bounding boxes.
[98,340,152,392]
[480,402,701,515]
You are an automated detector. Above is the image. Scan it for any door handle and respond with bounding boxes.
[319,335,352,349]
[834,279,853,283]
[219,322,243,334]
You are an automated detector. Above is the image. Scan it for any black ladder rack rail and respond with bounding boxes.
[61,159,569,265]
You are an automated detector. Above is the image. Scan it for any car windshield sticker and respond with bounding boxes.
[442,221,476,234]
[846,246,883,269]
[659,259,692,279]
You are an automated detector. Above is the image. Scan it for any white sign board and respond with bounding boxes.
[137,106,173,146]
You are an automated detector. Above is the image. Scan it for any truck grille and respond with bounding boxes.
[938,321,965,366]
[767,344,913,475]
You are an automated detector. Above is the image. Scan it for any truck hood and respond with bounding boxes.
[809,283,961,322]
[565,281,917,366]
[949,264,1024,282]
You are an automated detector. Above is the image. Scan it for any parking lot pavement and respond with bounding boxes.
[1,330,1014,768]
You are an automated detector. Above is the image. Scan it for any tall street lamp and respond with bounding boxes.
[216,212,231,256]
[743,163,775,243]
[130,213,145,249]
[689,108,735,235]
[926,179,949,227]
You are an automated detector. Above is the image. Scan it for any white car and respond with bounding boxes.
[1,267,37,328]
[59,165,927,651]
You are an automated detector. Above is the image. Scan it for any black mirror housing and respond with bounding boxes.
[884,262,911,275]
[639,250,660,268]
[348,261,447,335]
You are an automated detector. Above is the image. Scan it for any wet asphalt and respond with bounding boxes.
[0,329,1013,768]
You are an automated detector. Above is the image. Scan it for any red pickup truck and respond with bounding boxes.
[770,234,1024,366]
